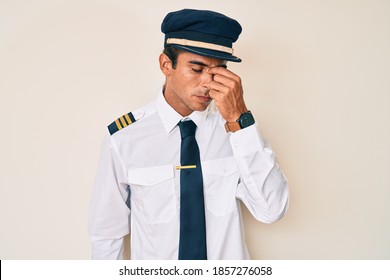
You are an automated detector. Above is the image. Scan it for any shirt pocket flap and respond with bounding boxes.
[202,157,238,176]
[128,165,174,186]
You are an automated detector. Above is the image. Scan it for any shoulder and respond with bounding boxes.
[107,111,137,135]
[107,101,156,135]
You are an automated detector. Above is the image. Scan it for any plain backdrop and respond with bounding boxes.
[0,0,389,259]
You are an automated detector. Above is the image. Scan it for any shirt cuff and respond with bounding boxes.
[229,124,265,157]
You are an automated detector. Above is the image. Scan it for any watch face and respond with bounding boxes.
[239,112,255,128]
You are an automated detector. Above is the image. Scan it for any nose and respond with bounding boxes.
[200,70,213,90]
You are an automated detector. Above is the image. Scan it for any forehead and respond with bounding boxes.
[177,51,226,67]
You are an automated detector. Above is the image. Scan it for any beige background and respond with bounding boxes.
[1,0,389,259]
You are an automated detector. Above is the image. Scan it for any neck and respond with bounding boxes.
[162,86,193,117]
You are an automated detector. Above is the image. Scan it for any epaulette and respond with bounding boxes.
[108,112,136,135]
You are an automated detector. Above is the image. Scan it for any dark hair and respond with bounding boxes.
[163,46,181,69]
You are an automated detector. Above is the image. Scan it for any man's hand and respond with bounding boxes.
[206,67,248,122]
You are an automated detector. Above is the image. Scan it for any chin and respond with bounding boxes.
[193,103,210,112]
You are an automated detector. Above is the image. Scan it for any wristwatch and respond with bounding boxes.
[224,111,255,133]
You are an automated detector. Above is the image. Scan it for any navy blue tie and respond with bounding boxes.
[178,120,207,260]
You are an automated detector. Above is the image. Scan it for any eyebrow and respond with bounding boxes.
[188,60,227,69]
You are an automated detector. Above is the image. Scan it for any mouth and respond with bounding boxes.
[196,95,212,103]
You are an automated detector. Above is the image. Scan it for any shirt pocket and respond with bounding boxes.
[128,165,176,225]
[202,157,240,216]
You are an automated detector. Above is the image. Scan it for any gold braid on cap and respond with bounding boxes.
[166,38,234,54]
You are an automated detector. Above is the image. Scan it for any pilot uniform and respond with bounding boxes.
[89,93,289,259]
[88,8,289,260]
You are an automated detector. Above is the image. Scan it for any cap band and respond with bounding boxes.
[166,38,234,54]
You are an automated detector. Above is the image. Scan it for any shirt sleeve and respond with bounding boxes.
[230,124,289,224]
[88,134,131,259]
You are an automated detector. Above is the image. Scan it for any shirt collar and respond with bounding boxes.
[156,91,210,134]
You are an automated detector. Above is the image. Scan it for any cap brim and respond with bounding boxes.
[171,44,242,63]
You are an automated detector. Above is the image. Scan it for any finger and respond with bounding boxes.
[207,67,240,81]
[208,89,227,102]
[212,74,236,89]
[208,89,219,99]
[208,80,229,93]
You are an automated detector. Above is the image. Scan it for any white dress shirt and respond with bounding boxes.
[88,92,289,260]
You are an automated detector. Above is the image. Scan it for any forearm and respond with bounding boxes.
[91,237,125,260]
[89,135,131,259]
[231,124,289,223]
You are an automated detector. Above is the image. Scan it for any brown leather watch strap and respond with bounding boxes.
[224,121,241,133]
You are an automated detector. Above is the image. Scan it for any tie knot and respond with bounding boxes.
[178,120,197,139]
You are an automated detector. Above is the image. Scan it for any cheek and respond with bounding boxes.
[183,72,202,88]
[176,73,196,90]
[170,69,201,93]
[180,71,193,81]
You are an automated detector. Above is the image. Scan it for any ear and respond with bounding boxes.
[159,53,173,77]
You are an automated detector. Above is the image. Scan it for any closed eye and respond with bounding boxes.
[191,68,203,73]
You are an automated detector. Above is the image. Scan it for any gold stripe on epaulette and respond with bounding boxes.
[115,119,122,130]
[119,116,127,127]
[125,114,132,125]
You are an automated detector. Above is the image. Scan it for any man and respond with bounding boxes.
[89,9,289,260]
